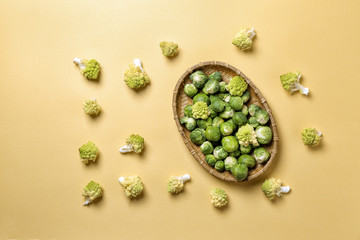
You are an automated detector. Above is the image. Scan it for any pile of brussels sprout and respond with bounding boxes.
[180,70,273,181]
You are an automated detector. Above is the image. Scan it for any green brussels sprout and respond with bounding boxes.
[255,109,270,125]
[190,128,206,145]
[256,126,273,145]
[231,163,248,181]
[238,154,256,168]
[209,71,222,82]
[241,90,251,103]
[227,119,236,129]
[215,160,225,172]
[205,126,221,142]
[249,104,261,116]
[200,141,214,155]
[229,149,241,157]
[224,156,237,171]
[241,105,249,116]
[184,105,193,117]
[219,104,234,119]
[232,112,247,126]
[180,116,197,131]
[218,93,231,102]
[206,154,217,167]
[204,79,220,94]
[210,100,225,113]
[210,94,220,103]
[222,136,239,153]
[209,107,217,118]
[220,122,235,136]
[212,117,225,128]
[197,117,212,129]
[253,147,270,164]
[184,83,198,97]
[219,81,227,93]
[193,93,210,105]
[229,96,243,111]
[240,145,252,154]
[190,70,208,89]
[202,86,210,95]
[249,116,259,128]
[213,146,228,160]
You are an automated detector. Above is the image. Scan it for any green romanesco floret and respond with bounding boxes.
[167,174,191,194]
[192,101,210,120]
[236,124,259,147]
[82,181,103,205]
[262,178,290,200]
[160,41,179,57]
[79,141,99,164]
[83,98,101,116]
[73,58,100,80]
[232,27,256,51]
[280,71,309,95]
[119,134,145,154]
[302,127,322,146]
[119,175,144,198]
[210,188,228,208]
[124,59,150,89]
[225,76,248,96]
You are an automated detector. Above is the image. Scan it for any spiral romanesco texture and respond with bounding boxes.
[225,76,248,96]
[302,128,322,146]
[210,188,228,208]
[119,176,144,198]
[232,27,254,51]
[83,98,101,116]
[82,59,100,80]
[82,181,103,204]
[160,41,179,57]
[236,124,259,147]
[79,141,99,164]
[191,101,210,120]
[280,71,301,91]
[124,64,150,89]
[262,178,282,200]
[127,134,145,153]
[167,176,184,194]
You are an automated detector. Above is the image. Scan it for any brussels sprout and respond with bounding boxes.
[200,141,214,155]
[229,96,244,111]
[224,156,237,171]
[212,117,225,128]
[213,146,228,160]
[241,105,249,116]
[240,145,252,154]
[218,93,231,102]
[215,160,225,172]
[197,117,212,129]
[255,109,270,125]
[205,126,221,142]
[229,149,241,157]
[206,154,217,167]
[209,107,217,118]
[238,154,256,168]
[184,83,198,97]
[249,104,261,116]
[220,122,235,136]
[219,81,227,93]
[210,100,225,113]
[190,70,208,89]
[253,147,270,164]
[227,119,236,129]
[202,86,210,95]
[193,93,210,105]
[184,105,193,117]
[256,126,273,145]
[180,116,197,131]
[222,136,239,153]
[231,164,248,181]
[232,112,247,126]
[209,71,222,82]
[219,104,234,119]
[204,79,220,94]
[210,94,220,103]
[249,116,259,128]
[241,90,251,103]
[190,128,206,145]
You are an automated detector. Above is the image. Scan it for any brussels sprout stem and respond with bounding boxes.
[73,57,85,70]
[249,28,256,40]
[119,145,134,153]
[277,186,291,196]
[178,174,191,182]
[133,59,144,72]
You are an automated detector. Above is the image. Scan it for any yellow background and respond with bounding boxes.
[1,0,359,239]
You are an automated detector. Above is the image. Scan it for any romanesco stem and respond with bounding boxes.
[249,27,256,40]
[119,145,134,153]
[295,82,309,95]
[73,57,85,69]
[133,59,144,72]
[278,186,291,196]
[179,174,191,182]
[119,177,125,183]
[83,199,90,206]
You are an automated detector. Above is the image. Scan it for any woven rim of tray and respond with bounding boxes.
[172,61,278,182]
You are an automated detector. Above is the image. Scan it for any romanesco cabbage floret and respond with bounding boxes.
[236,124,259,147]
[83,98,101,116]
[79,141,99,164]
[262,178,290,200]
[302,127,322,146]
[160,41,179,57]
[119,134,145,154]
[73,58,100,80]
[210,188,228,208]
[280,71,309,95]
[119,175,144,198]
[232,27,256,51]
[225,76,248,96]
[191,101,210,120]
[82,181,103,205]
[124,59,150,89]
[167,174,191,194]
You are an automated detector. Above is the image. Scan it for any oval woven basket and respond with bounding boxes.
[172,61,278,182]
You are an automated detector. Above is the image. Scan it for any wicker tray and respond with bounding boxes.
[172,61,278,182]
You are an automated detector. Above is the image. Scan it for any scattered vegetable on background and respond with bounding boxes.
[232,27,256,51]
[160,41,179,57]
[262,178,290,200]
[118,175,144,198]
[82,181,103,206]
[79,141,99,164]
[210,188,228,208]
[119,134,145,154]
[83,98,101,117]
[280,71,309,95]
[167,174,191,194]
[124,59,150,89]
[73,58,100,80]
[302,127,322,147]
